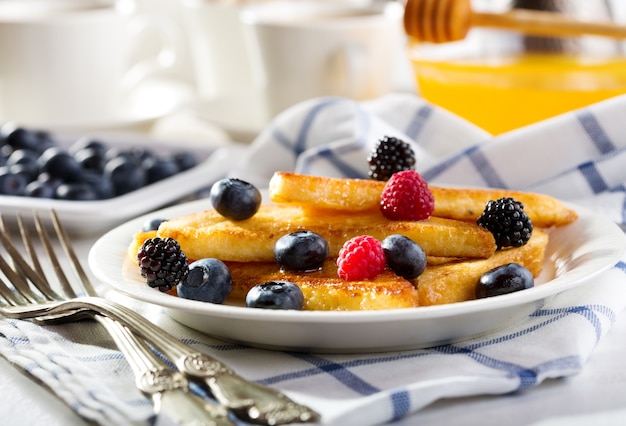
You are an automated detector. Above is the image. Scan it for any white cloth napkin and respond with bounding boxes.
[1,93,626,426]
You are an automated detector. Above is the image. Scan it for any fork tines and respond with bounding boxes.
[0,211,93,304]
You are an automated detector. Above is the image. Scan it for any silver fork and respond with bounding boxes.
[0,210,321,426]
[0,213,235,426]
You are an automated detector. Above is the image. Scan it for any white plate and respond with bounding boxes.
[0,132,246,235]
[89,201,626,353]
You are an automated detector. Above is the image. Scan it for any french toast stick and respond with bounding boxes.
[417,229,549,306]
[223,229,547,311]
[225,261,419,310]
[269,172,578,228]
[129,210,548,311]
[154,204,496,262]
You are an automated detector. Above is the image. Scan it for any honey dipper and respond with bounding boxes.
[404,0,626,43]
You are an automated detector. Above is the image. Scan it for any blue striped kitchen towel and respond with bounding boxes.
[235,92,626,224]
[2,266,625,426]
[1,92,626,426]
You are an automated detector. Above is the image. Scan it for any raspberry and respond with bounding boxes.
[137,237,189,292]
[477,197,533,249]
[367,136,416,181]
[337,235,386,281]
[379,170,434,221]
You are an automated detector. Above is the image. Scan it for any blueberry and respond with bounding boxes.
[103,156,146,195]
[143,156,180,183]
[142,217,167,232]
[7,149,39,168]
[82,171,115,199]
[0,146,13,162]
[246,281,304,310]
[381,234,427,279]
[178,258,232,304]
[0,166,27,195]
[73,147,107,173]
[274,230,328,271]
[130,146,156,163]
[173,151,197,171]
[32,130,56,153]
[38,147,84,182]
[35,173,63,195]
[3,127,42,151]
[9,163,39,183]
[476,263,534,299]
[55,182,98,201]
[69,137,108,157]
[24,180,56,198]
[210,178,261,221]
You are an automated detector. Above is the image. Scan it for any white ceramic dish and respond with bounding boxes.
[89,201,626,353]
[0,131,246,235]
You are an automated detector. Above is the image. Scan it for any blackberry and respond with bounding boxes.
[477,197,533,249]
[367,136,416,181]
[137,237,188,292]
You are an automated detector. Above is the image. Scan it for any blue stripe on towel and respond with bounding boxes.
[390,389,411,419]
[300,105,371,178]
[469,149,506,188]
[422,145,478,182]
[577,111,616,154]
[252,298,618,397]
[405,105,433,141]
[579,161,609,193]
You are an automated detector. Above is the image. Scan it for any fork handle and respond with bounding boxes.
[100,314,234,426]
[96,299,321,425]
[2,298,320,425]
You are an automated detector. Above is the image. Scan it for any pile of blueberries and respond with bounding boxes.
[0,124,198,200]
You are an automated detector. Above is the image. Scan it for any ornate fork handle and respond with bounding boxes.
[2,297,320,425]
[98,314,235,426]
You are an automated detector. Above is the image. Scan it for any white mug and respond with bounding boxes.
[0,0,178,127]
[180,0,259,101]
[240,1,404,119]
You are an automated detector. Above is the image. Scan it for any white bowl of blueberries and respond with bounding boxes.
[0,123,240,234]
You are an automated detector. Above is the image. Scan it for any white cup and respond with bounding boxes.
[240,1,404,119]
[180,0,259,102]
[0,0,178,127]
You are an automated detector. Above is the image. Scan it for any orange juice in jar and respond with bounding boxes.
[408,0,626,137]
[411,51,626,135]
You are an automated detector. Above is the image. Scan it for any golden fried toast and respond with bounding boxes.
[269,172,578,228]
[417,229,548,306]
[153,204,496,262]
[429,187,577,229]
[222,229,547,310]
[128,172,563,311]
[225,261,419,310]
[128,230,156,262]
[269,172,383,211]
[129,227,548,311]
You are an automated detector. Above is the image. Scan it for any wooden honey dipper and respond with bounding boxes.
[404,0,626,43]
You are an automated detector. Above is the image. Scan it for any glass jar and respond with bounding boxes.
[408,0,626,134]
